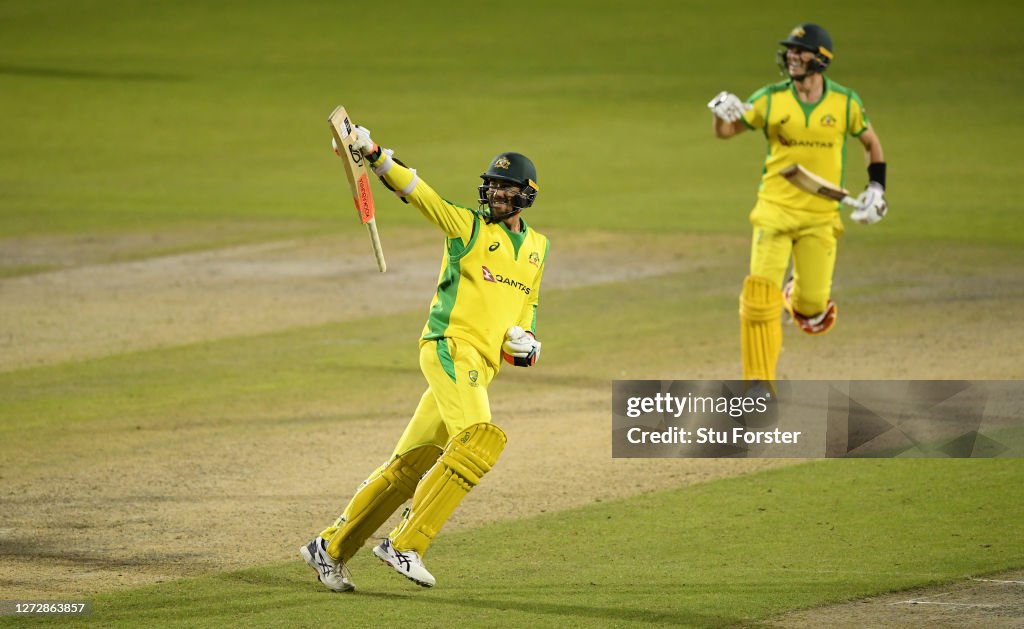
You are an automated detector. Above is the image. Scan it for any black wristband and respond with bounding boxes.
[867,162,886,189]
[365,145,383,165]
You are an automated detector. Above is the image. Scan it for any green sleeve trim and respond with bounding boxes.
[532,238,550,333]
[744,83,777,132]
[850,88,870,129]
[747,85,771,102]
[747,81,788,102]
[840,82,850,190]
[831,81,870,133]
[424,255,461,340]
[442,204,481,259]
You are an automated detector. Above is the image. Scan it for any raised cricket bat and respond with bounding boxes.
[328,105,386,273]
[780,164,857,207]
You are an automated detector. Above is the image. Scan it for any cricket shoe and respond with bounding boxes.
[373,538,436,588]
[300,537,355,592]
[738,380,778,428]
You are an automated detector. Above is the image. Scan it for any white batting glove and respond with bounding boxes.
[331,125,376,157]
[501,326,541,368]
[707,91,752,123]
[850,183,888,225]
[351,125,375,156]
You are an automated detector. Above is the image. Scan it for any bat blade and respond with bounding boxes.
[780,164,857,207]
[328,105,386,272]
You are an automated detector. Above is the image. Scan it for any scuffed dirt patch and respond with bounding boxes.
[0,227,703,372]
[763,570,1024,628]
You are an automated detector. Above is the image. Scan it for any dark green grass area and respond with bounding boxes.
[2,0,1023,246]
[4,459,1020,628]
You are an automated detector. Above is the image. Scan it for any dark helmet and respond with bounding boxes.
[477,152,539,221]
[777,23,833,75]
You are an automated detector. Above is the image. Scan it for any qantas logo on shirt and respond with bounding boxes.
[778,134,834,149]
[481,265,530,295]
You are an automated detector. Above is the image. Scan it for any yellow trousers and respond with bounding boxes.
[749,198,843,316]
[392,337,496,455]
[321,337,496,561]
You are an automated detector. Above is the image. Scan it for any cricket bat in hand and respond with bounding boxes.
[780,164,858,207]
[328,105,386,273]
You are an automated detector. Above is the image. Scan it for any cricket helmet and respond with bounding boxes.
[478,152,539,221]
[777,23,833,75]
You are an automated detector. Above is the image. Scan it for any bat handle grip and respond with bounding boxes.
[366,219,387,273]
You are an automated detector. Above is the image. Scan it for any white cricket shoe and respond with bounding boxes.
[373,538,436,588]
[300,537,355,592]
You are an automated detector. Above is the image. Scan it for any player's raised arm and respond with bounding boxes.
[349,125,475,240]
[708,91,750,138]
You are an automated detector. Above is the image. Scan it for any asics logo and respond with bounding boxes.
[394,550,412,571]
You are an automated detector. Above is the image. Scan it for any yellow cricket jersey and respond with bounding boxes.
[369,154,549,370]
[742,76,870,213]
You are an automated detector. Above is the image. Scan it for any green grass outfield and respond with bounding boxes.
[2,0,1022,247]
[3,459,1021,628]
[3,0,1024,626]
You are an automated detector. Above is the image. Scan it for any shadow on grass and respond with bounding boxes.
[353,589,743,627]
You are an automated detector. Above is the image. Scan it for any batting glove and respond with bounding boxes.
[331,125,378,158]
[501,326,541,367]
[351,125,376,156]
[850,182,888,225]
[707,91,752,123]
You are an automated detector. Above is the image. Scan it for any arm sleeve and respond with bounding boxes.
[848,90,870,137]
[742,91,769,130]
[519,239,549,334]
[368,152,475,240]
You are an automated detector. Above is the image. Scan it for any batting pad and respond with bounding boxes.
[739,275,783,382]
[389,422,507,555]
[324,443,442,563]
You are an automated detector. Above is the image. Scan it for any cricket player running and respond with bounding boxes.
[301,126,549,591]
[707,23,887,388]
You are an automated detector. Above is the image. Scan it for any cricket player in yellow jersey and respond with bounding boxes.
[707,23,888,388]
[301,125,549,591]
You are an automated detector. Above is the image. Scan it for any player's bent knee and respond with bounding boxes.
[387,443,445,490]
[443,422,507,485]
